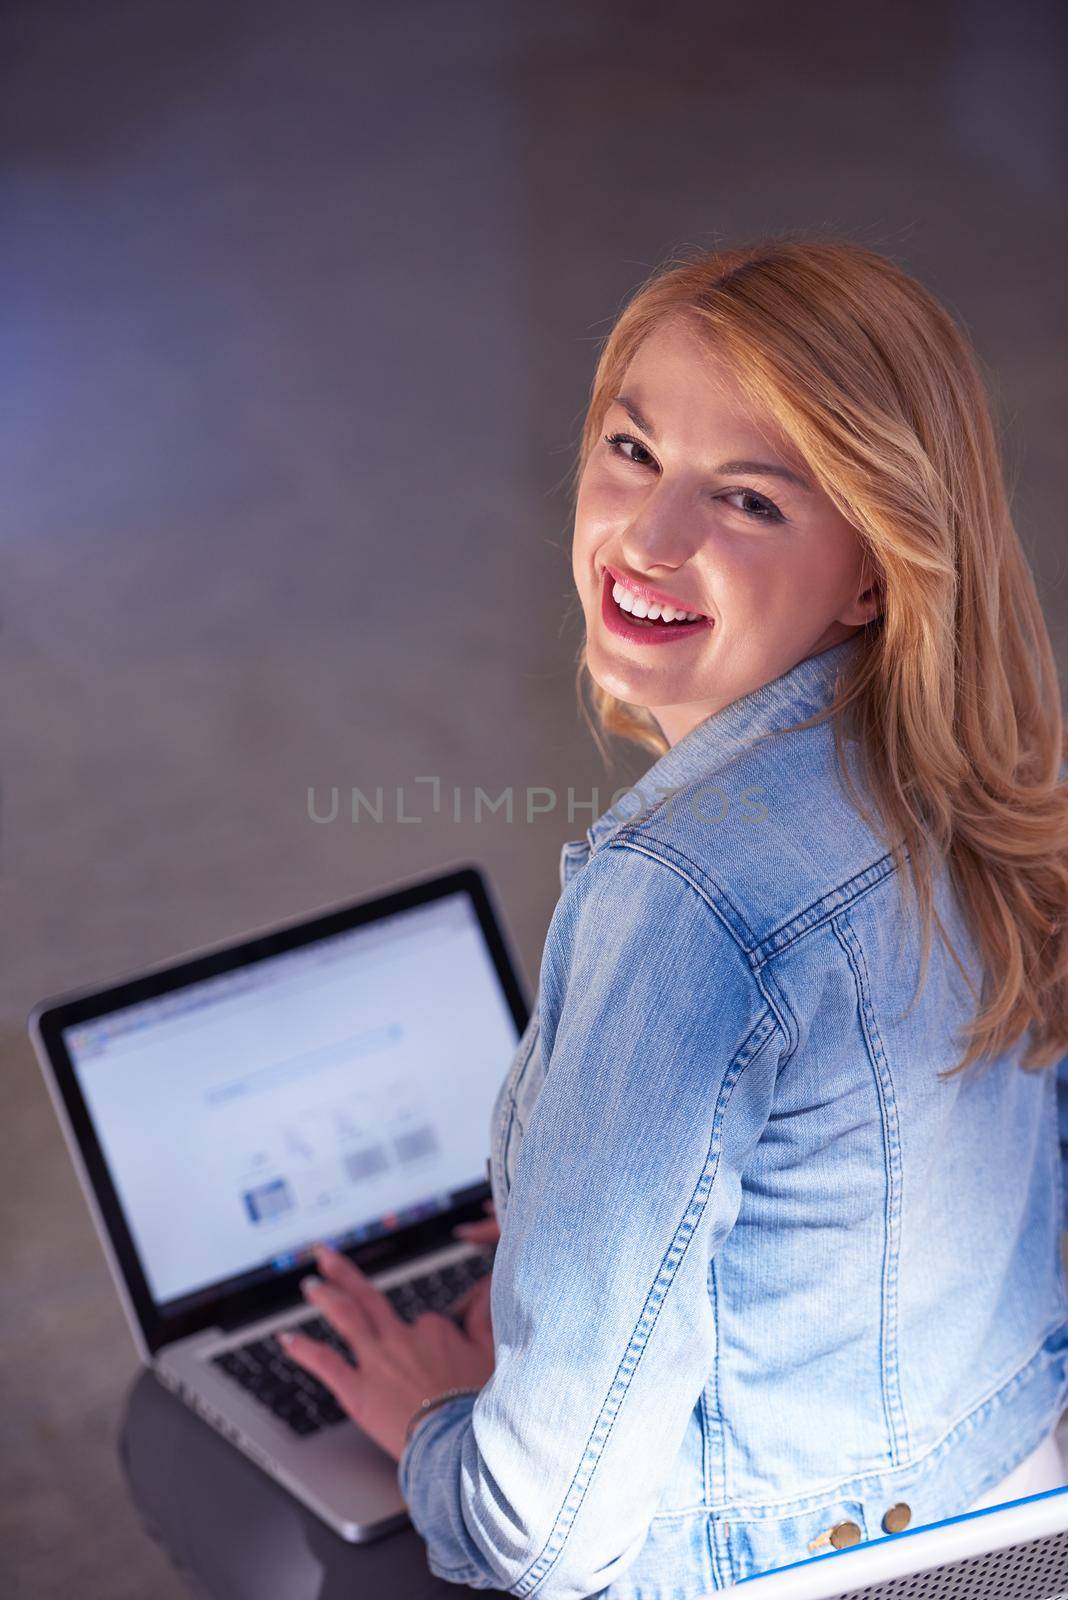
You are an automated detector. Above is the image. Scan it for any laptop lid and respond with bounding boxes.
[29,863,529,1360]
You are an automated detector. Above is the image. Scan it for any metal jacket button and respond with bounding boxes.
[829,1520,862,1549]
[881,1502,911,1533]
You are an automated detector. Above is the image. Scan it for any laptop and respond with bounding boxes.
[28,862,529,1543]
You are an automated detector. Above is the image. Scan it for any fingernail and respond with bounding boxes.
[280,1331,295,1347]
[301,1274,322,1294]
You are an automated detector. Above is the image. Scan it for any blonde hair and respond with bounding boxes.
[571,238,1067,1077]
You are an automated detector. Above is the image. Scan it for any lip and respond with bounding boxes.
[599,567,713,647]
[601,562,707,618]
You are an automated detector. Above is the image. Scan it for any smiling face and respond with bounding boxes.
[572,316,882,747]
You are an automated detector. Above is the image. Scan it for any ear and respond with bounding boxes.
[843,557,884,626]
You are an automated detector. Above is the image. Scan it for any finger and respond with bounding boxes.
[453,1218,500,1244]
[279,1330,363,1410]
[450,1275,492,1330]
[301,1276,377,1351]
[311,1245,404,1336]
[449,1279,481,1316]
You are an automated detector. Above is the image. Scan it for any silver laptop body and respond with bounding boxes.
[28,863,527,1542]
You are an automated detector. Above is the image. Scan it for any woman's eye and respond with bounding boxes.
[604,431,655,469]
[721,489,784,523]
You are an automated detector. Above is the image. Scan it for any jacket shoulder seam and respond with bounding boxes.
[603,832,758,950]
[603,835,797,1065]
[608,825,898,967]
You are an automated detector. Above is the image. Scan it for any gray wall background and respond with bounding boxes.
[2,1,1064,1594]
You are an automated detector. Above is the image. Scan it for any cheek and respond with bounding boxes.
[704,541,838,628]
[808,514,867,581]
[707,540,791,598]
[576,461,636,532]
[572,478,621,571]
[738,525,858,602]
[571,507,599,588]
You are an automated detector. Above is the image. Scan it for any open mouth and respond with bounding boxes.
[599,567,713,644]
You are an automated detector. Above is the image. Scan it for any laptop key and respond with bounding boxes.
[212,1328,353,1437]
[209,1253,493,1437]
[385,1252,493,1322]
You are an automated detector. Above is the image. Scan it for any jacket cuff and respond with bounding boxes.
[397,1388,479,1508]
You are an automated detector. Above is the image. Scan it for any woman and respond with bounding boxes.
[283,239,1068,1595]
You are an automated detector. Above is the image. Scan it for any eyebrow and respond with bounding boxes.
[609,393,814,493]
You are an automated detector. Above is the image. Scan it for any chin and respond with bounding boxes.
[584,648,657,708]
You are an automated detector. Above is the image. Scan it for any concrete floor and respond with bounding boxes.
[2,0,1065,1593]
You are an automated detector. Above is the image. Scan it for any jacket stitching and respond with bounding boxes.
[607,837,751,947]
[750,956,800,1079]
[832,910,911,1465]
[606,827,898,971]
[752,854,898,967]
[608,829,758,948]
[695,1315,1068,1517]
[559,839,589,890]
[702,1263,728,1589]
[512,1006,783,1596]
[607,839,799,1073]
[495,1017,537,1203]
[501,1019,541,1178]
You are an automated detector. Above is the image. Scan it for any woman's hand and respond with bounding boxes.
[280,1238,495,1463]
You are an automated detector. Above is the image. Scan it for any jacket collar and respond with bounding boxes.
[584,634,867,852]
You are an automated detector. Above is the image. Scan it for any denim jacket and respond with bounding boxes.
[398,635,1068,1597]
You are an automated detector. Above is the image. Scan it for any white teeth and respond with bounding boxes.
[610,578,702,624]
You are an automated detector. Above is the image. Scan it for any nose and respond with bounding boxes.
[618,491,706,576]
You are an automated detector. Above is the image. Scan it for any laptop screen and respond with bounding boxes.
[59,890,518,1314]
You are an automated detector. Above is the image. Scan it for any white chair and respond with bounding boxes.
[711,1482,1068,1598]
[709,1411,1068,1600]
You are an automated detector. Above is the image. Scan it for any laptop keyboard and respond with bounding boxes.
[210,1251,493,1438]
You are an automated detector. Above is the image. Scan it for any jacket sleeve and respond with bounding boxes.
[1057,1054,1068,1235]
[397,839,787,1598]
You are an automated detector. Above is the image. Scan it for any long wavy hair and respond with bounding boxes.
[571,238,1067,1077]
